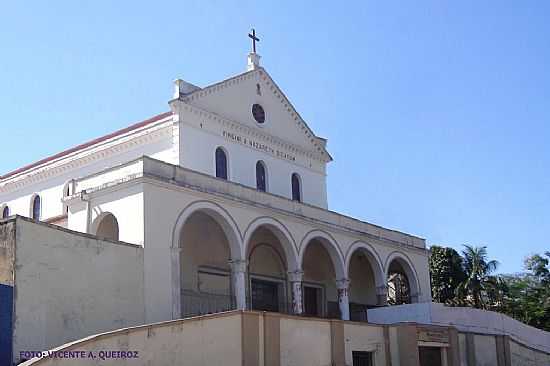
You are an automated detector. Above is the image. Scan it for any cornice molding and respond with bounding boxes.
[80,172,427,256]
[178,68,331,162]
[0,118,174,193]
[175,101,328,164]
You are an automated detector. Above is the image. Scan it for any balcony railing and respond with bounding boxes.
[181,289,236,318]
[181,289,383,322]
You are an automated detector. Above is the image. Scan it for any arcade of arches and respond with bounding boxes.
[172,207,420,321]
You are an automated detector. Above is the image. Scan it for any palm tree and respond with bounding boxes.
[457,245,499,309]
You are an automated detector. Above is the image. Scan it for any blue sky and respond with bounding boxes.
[1,1,548,273]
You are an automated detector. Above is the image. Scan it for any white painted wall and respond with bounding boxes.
[178,121,328,208]
[13,219,145,364]
[0,125,174,225]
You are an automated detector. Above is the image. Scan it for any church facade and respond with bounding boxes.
[1,51,433,363]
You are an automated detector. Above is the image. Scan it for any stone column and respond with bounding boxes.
[376,285,389,306]
[336,278,350,321]
[288,270,304,315]
[230,259,248,310]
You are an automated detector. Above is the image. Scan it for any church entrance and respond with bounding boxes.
[303,285,323,317]
[250,278,280,312]
[246,226,291,314]
[178,211,236,317]
[419,346,443,366]
[302,239,340,318]
[348,249,381,321]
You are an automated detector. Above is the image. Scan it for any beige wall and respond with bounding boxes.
[179,211,232,292]
[62,156,431,324]
[343,323,387,365]
[510,339,550,366]
[19,311,388,366]
[348,252,377,305]
[0,219,15,286]
[280,317,333,365]
[13,218,145,364]
[473,334,497,366]
[17,310,550,366]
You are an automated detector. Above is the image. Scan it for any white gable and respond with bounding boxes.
[180,68,331,162]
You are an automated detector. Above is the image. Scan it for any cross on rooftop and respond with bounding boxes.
[248,28,260,53]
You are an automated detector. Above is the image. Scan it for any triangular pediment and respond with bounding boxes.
[179,68,331,162]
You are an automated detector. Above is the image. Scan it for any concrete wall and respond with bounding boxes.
[509,339,550,366]
[18,311,388,366]
[16,310,550,366]
[11,218,145,364]
[368,302,550,355]
[0,219,15,365]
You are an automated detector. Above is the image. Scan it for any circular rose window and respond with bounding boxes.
[252,104,266,124]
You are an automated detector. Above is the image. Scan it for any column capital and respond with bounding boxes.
[287,270,304,282]
[229,259,248,274]
[376,285,388,295]
[335,278,350,290]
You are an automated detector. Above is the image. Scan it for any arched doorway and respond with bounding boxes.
[300,233,346,319]
[386,253,420,305]
[173,202,243,318]
[244,218,298,314]
[247,229,289,312]
[346,243,385,321]
[92,212,119,241]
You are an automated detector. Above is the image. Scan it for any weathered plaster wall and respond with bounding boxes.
[473,334,497,366]
[343,322,387,366]
[18,310,550,366]
[0,219,15,365]
[13,218,145,363]
[368,302,550,355]
[510,339,550,366]
[140,174,429,323]
[20,312,243,366]
[0,219,15,286]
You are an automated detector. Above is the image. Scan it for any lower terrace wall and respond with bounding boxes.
[20,310,550,366]
[10,217,145,365]
[367,302,550,355]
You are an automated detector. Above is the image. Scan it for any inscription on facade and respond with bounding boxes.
[222,130,296,162]
[417,327,449,344]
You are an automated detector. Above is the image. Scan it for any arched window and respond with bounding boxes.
[1,205,9,219]
[291,173,301,202]
[31,195,41,220]
[94,213,119,241]
[215,147,228,180]
[256,161,267,192]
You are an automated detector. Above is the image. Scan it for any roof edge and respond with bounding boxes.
[0,111,172,181]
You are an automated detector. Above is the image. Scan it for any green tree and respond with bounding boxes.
[429,246,466,303]
[502,253,550,331]
[457,245,499,309]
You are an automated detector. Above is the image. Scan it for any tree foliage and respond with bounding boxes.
[429,246,465,303]
[429,246,550,331]
[457,245,499,309]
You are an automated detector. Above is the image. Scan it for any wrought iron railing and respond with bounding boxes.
[181,289,383,323]
[181,289,236,318]
[246,296,293,315]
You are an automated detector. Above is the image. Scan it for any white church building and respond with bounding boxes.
[1,40,497,366]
